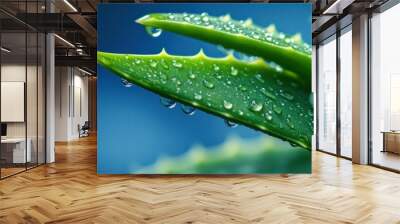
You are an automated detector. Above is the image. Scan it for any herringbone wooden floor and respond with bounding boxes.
[1,135,400,224]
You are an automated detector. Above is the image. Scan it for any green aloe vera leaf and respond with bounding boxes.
[136,13,311,90]
[97,50,313,149]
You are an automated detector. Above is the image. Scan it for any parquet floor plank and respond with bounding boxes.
[1,135,400,223]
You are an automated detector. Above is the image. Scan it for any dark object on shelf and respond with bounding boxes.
[78,121,90,138]
[381,131,400,154]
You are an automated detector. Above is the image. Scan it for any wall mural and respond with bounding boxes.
[97,3,312,174]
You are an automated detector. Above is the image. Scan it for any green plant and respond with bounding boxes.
[97,13,312,149]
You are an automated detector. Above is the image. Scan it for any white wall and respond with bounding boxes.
[55,67,89,141]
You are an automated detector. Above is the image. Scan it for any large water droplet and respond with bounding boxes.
[223,100,233,110]
[145,26,162,37]
[160,97,176,109]
[225,120,238,128]
[181,105,196,115]
[249,100,263,112]
[121,79,133,87]
[203,80,215,89]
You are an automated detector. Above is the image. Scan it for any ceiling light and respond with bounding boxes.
[1,47,11,53]
[54,34,75,48]
[63,0,78,12]
[78,67,93,76]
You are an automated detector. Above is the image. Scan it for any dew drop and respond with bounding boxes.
[280,92,294,100]
[189,73,196,79]
[249,100,263,112]
[273,104,282,114]
[121,79,133,88]
[260,88,276,100]
[160,97,176,109]
[203,80,215,89]
[286,118,295,129]
[265,114,273,121]
[194,93,202,100]
[150,61,157,68]
[230,67,238,76]
[181,105,196,115]
[213,64,220,71]
[255,74,265,83]
[225,120,238,128]
[202,16,209,22]
[223,100,233,110]
[145,26,162,37]
[172,61,183,68]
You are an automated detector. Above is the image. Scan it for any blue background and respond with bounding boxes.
[97,3,311,174]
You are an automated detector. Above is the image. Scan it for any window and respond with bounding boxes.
[317,35,337,154]
[339,27,352,158]
[370,3,400,171]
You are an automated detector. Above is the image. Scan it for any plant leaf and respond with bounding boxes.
[98,50,313,149]
[136,13,312,90]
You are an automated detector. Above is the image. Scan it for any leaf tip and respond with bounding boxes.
[135,15,151,25]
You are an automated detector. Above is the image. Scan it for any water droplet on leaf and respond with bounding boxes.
[225,120,238,128]
[203,80,214,89]
[172,61,183,68]
[145,26,162,37]
[249,100,263,112]
[181,105,196,115]
[150,61,157,68]
[230,67,238,76]
[121,79,133,88]
[160,97,176,109]
[223,100,233,110]
[194,93,202,100]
